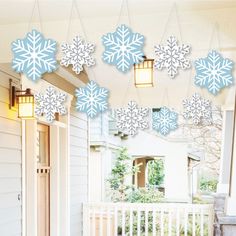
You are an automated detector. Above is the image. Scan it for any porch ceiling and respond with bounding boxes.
[0,0,235,108]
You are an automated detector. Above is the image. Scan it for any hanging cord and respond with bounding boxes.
[160,2,183,43]
[66,0,89,41]
[208,22,221,52]
[28,0,43,32]
[66,0,97,82]
[116,0,142,106]
[185,67,193,97]
[161,87,170,108]
[116,0,131,26]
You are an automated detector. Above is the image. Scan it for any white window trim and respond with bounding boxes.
[21,77,73,236]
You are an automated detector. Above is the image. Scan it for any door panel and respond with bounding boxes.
[37,124,50,236]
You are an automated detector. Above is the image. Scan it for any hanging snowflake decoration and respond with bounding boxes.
[75,80,109,118]
[115,101,149,136]
[11,29,57,81]
[183,93,212,125]
[154,36,191,78]
[102,24,144,73]
[152,107,178,136]
[194,50,234,95]
[35,86,67,123]
[60,35,95,74]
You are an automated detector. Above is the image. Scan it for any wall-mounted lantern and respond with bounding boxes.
[10,79,34,119]
[134,56,154,88]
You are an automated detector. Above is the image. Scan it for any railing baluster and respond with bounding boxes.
[192,207,196,236]
[152,209,156,236]
[168,208,172,236]
[200,208,204,236]
[122,207,125,236]
[107,207,111,236]
[160,209,164,236]
[99,206,103,236]
[137,209,141,236]
[130,207,133,236]
[145,209,148,236]
[208,206,214,236]
[176,207,180,236]
[184,208,188,236]
[114,207,118,236]
[92,208,96,236]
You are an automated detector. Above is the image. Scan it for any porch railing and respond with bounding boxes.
[83,202,214,236]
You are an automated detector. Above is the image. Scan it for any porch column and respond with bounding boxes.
[225,94,236,216]
[217,109,234,194]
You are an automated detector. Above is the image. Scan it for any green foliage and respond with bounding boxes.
[147,159,165,186]
[199,178,218,193]
[107,148,140,202]
[128,187,164,203]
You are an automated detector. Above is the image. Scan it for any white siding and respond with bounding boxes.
[70,104,88,236]
[0,71,22,236]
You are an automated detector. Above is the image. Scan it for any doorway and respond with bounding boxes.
[37,124,50,236]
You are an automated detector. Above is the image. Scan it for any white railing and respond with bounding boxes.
[83,202,214,236]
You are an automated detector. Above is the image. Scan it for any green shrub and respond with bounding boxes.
[199,178,218,193]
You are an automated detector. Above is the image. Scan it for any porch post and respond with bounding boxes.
[25,119,38,236]
[225,92,236,216]
[217,109,234,194]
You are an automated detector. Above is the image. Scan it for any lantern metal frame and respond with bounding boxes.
[134,56,154,88]
[9,79,35,119]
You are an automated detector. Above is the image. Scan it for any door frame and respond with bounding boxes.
[21,77,72,236]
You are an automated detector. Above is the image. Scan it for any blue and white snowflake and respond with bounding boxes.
[75,80,109,118]
[152,106,178,136]
[35,86,67,123]
[60,35,95,74]
[115,101,149,136]
[194,50,234,95]
[102,24,144,73]
[11,29,57,81]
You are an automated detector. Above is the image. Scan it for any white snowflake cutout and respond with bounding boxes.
[102,24,145,73]
[115,101,149,136]
[35,86,67,123]
[183,93,212,125]
[154,36,191,78]
[194,50,234,95]
[75,80,109,118]
[60,35,95,74]
[152,107,178,136]
[11,29,57,81]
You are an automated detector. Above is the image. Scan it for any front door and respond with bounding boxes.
[37,124,50,236]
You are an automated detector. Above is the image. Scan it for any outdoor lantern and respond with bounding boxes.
[9,79,35,119]
[134,56,154,88]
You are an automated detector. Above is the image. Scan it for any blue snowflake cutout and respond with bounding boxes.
[152,107,178,136]
[11,29,57,81]
[194,50,234,95]
[75,80,109,118]
[102,24,145,73]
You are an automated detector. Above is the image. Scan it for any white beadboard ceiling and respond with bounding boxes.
[0,0,235,108]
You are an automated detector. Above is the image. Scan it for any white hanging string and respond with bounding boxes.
[161,87,170,107]
[116,0,131,26]
[186,67,193,98]
[160,2,183,44]
[28,0,43,32]
[116,0,143,106]
[208,22,221,52]
[65,0,97,83]
[66,0,88,41]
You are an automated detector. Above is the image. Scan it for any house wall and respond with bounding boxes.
[70,103,89,236]
[0,70,22,235]
[126,130,189,202]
